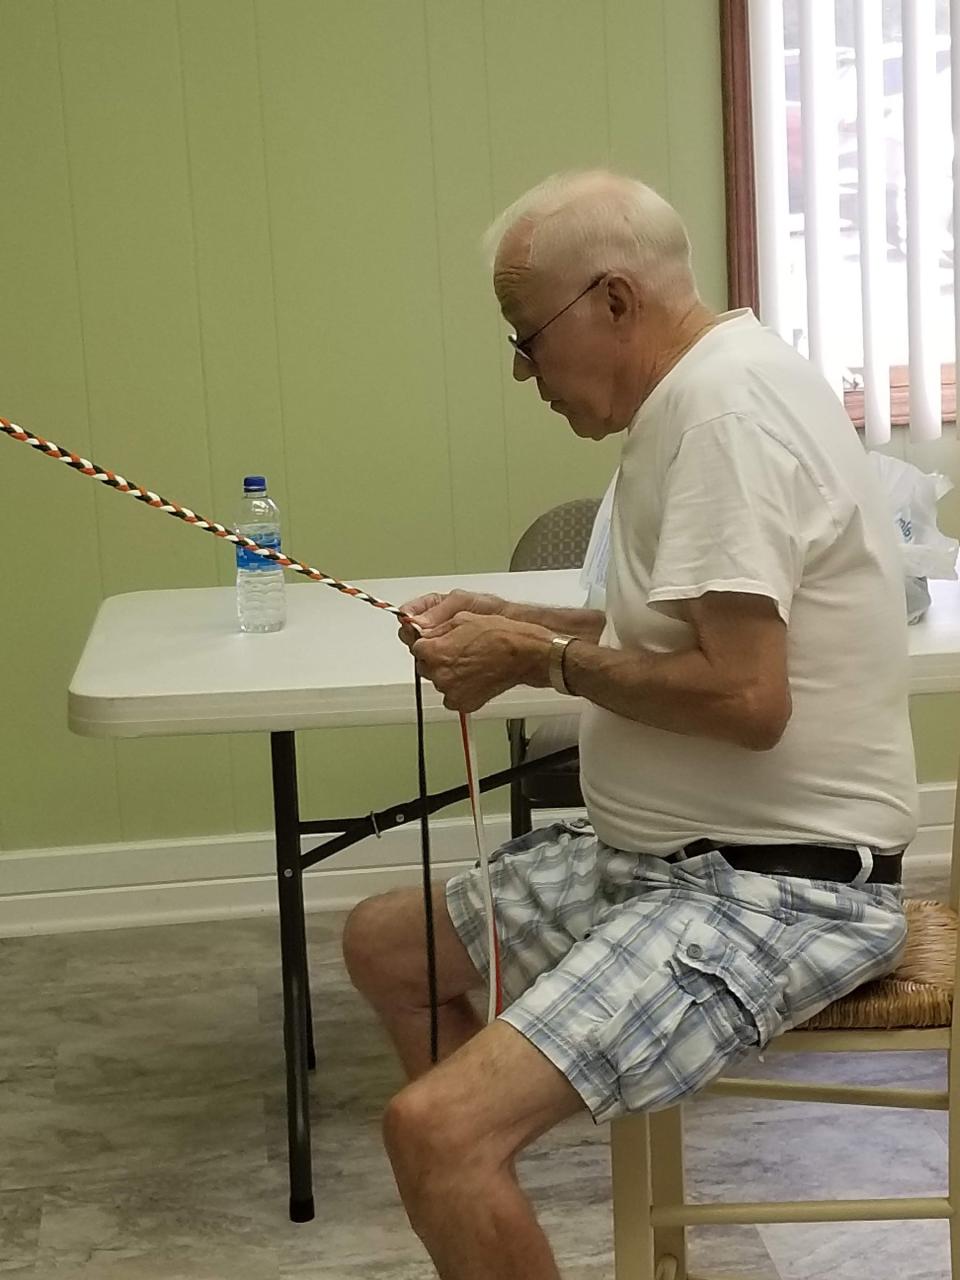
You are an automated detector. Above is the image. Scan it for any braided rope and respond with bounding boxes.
[0,417,410,623]
[1,413,502,1029]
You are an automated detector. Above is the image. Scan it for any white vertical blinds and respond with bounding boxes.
[748,0,791,339]
[799,0,844,397]
[749,0,955,443]
[854,0,891,441]
[903,0,943,439]
[954,0,960,398]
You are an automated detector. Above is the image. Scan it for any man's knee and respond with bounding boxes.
[343,883,481,1009]
[383,1075,481,1193]
[342,888,417,995]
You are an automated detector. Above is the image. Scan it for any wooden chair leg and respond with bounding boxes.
[948,746,960,1277]
[651,1108,687,1280]
[950,1019,960,1279]
[951,762,960,913]
[612,1114,656,1280]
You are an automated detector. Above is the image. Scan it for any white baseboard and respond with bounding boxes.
[0,786,953,938]
[0,810,533,937]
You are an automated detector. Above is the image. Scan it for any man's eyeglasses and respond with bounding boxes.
[507,274,606,363]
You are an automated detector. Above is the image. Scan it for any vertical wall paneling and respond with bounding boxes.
[424,0,511,574]
[54,0,234,840]
[662,0,727,309]
[604,0,672,191]
[0,0,123,849]
[253,0,455,584]
[481,0,624,546]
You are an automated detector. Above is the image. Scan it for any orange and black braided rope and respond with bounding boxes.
[1,412,535,1057]
[0,417,412,624]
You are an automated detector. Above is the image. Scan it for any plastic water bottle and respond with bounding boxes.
[236,475,286,633]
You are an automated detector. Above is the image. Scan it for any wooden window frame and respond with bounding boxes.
[719,0,956,428]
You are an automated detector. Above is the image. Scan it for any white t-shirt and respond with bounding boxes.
[579,309,918,855]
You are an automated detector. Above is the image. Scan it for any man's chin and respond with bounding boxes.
[565,412,603,439]
[551,401,603,438]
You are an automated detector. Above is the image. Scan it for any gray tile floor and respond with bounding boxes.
[0,862,951,1279]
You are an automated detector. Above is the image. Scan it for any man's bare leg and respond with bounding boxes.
[342,885,487,1079]
[344,887,587,1276]
[383,1020,586,1280]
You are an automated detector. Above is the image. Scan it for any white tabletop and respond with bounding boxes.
[901,577,960,692]
[68,570,586,738]
[68,571,960,739]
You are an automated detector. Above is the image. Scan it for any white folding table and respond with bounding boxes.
[68,568,586,1221]
[68,570,960,1221]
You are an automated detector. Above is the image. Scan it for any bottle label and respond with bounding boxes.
[236,532,282,571]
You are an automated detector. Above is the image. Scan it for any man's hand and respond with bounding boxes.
[409,612,553,713]
[397,589,507,650]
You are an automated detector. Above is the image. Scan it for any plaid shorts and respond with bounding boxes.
[445,820,907,1124]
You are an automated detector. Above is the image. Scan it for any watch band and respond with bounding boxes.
[548,634,576,696]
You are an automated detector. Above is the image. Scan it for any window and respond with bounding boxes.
[721,0,958,443]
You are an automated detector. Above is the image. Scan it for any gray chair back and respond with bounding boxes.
[509,497,602,572]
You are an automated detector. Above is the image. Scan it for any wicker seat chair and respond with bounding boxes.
[507,497,602,839]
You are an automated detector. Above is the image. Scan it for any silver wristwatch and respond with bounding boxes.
[548,634,576,696]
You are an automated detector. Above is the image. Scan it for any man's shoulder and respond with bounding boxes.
[629,400,798,479]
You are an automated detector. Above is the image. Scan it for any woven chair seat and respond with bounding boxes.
[800,899,956,1031]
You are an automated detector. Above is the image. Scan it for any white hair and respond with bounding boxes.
[482,170,699,305]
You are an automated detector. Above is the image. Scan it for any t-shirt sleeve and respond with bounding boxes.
[646,415,808,625]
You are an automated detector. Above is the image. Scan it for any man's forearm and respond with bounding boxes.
[516,634,782,751]
[502,603,605,643]
[566,642,759,746]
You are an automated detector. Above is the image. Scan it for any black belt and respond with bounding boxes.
[670,839,903,885]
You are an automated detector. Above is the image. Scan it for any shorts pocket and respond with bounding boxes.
[588,945,759,1119]
[668,919,787,1048]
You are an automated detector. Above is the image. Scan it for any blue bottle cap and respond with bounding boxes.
[243,475,267,492]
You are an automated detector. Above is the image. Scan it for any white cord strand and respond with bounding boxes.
[460,711,500,1023]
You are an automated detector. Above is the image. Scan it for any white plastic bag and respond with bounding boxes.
[579,469,618,609]
[866,451,959,622]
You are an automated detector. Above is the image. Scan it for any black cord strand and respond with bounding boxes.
[414,666,439,1065]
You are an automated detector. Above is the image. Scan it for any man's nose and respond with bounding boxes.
[512,352,535,382]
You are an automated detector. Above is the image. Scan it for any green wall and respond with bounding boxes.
[0,0,727,852]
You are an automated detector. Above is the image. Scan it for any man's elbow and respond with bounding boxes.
[737,686,792,751]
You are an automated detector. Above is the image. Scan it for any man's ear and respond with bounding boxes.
[605,273,640,323]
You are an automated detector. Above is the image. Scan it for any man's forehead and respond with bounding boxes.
[493,262,530,315]
[493,221,538,310]
[493,259,559,324]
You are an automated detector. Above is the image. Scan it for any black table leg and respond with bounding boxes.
[271,730,315,1223]
[305,979,317,1072]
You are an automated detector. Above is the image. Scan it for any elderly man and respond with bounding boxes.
[342,170,916,1279]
